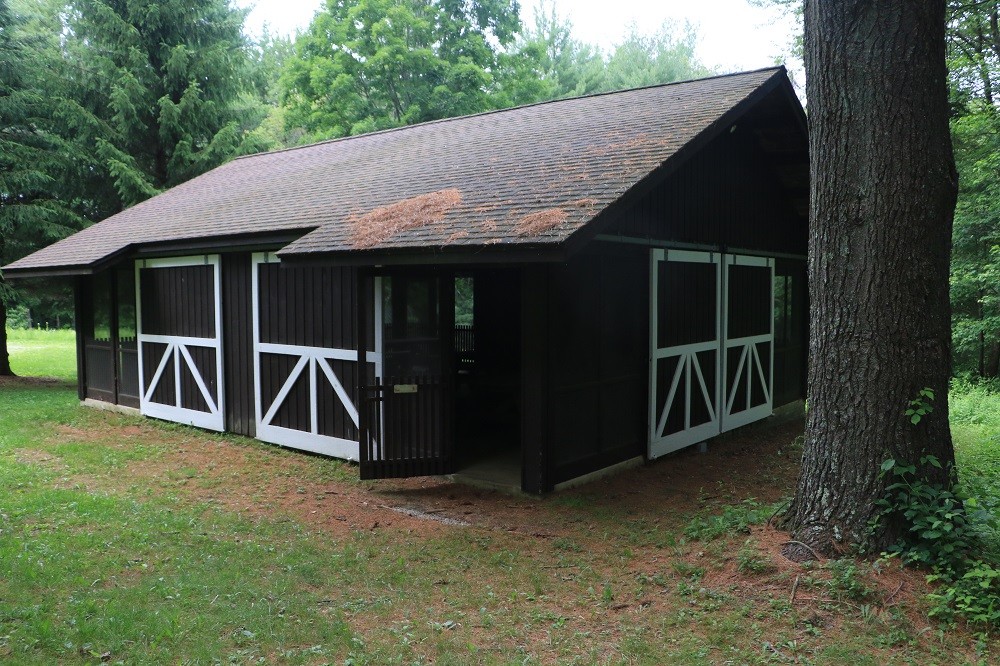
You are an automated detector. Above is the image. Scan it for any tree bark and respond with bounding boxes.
[0,291,12,376]
[785,0,958,553]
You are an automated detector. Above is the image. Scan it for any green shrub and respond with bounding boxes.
[876,456,1000,631]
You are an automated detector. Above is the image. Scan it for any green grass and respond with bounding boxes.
[0,335,997,662]
[951,381,1000,533]
[6,328,77,381]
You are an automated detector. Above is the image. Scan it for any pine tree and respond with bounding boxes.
[65,0,266,206]
[0,0,93,375]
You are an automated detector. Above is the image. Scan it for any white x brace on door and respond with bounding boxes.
[648,249,774,459]
[136,255,225,431]
[721,254,775,432]
[251,253,383,460]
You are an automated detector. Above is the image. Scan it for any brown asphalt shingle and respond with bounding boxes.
[3,67,786,274]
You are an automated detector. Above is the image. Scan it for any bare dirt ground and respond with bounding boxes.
[40,417,805,543]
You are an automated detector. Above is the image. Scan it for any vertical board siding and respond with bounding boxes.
[773,259,808,405]
[116,265,140,408]
[142,342,174,405]
[136,256,225,430]
[80,268,141,407]
[546,244,648,485]
[222,254,256,436]
[83,272,115,402]
[545,127,806,486]
[726,265,771,339]
[139,265,216,338]
[608,131,806,255]
[258,264,356,350]
[604,126,808,413]
[84,344,115,399]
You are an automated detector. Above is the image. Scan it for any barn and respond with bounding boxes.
[3,67,809,494]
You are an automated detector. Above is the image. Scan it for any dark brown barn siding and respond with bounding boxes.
[545,243,648,487]
[74,277,87,401]
[601,126,808,409]
[543,128,807,487]
[139,265,216,338]
[258,264,356,349]
[138,263,217,413]
[222,254,255,436]
[80,267,140,407]
[521,265,550,493]
[608,130,806,255]
[116,267,140,408]
[774,259,808,405]
[84,272,114,402]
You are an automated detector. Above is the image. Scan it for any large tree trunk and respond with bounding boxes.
[785,0,958,553]
[0,291,13,376]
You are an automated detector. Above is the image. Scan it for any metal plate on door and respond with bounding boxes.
[393,384,418,394]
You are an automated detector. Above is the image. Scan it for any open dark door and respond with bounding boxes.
[359,273,455,479]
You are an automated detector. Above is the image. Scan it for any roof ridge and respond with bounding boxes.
[234,66,786,162]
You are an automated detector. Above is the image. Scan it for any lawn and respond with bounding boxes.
[0,331,997,664]
[5,328,77,380]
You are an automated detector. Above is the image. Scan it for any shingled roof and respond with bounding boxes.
[3,67,798,276]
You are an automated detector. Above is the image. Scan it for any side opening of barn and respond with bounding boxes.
[3,67,808,494]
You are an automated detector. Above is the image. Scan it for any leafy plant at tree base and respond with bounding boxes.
[876,455,1000,631]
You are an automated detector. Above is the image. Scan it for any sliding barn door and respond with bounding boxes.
[252,253,370,460]
[648,250,776,459]
[648,250,722,458]
[722,255,774,431]
[136,256,225,431]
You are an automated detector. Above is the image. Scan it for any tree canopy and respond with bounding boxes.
[0,0,714,367]
[62,0,267,205]
[280,0,522,138]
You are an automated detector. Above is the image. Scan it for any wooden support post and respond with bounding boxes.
[521,264,550,494]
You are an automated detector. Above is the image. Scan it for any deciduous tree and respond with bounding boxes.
[281,0,521,139]
[784,0,958,553]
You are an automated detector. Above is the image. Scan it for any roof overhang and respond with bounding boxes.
[2,230,314,279]
[561,69,808,257]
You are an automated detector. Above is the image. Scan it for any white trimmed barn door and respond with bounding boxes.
[136,256,225,431]
[721,255,775,431]
[251,253,382,460]
[648,250,722,458]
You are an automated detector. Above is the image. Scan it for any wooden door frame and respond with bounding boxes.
[720,254,775,432]
[357,267,457,479]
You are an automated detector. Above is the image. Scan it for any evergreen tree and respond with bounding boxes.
[64,0,266,206]
[0,0,93,375]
